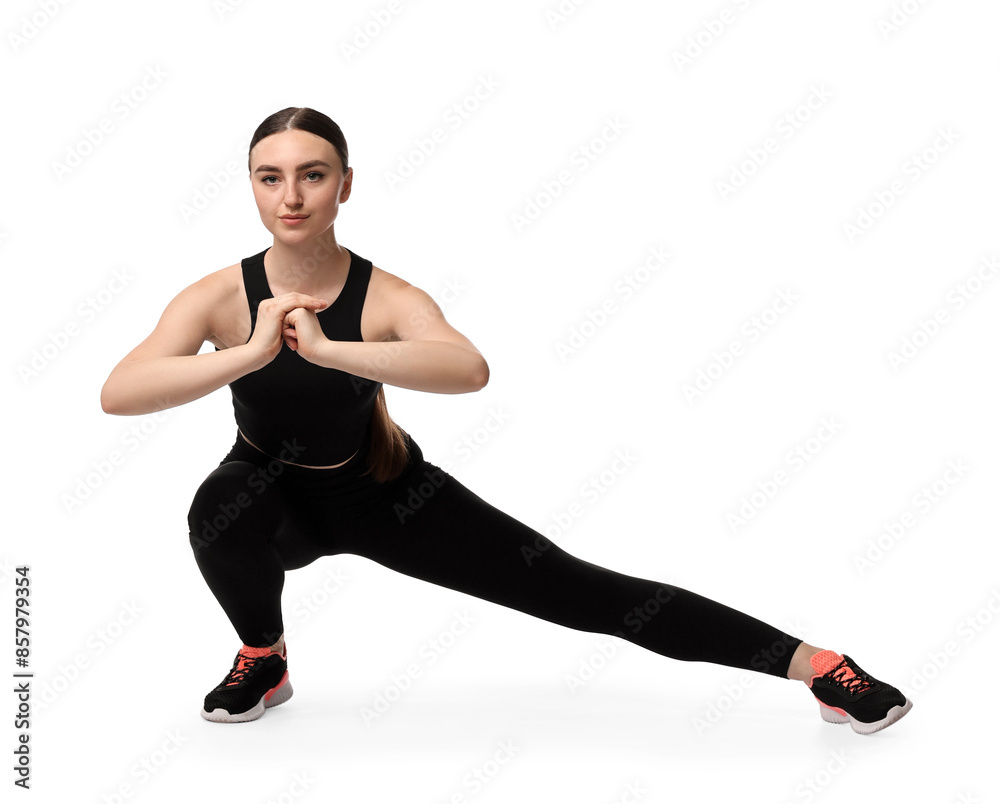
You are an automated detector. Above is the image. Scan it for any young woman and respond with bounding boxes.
[101,107,912,733]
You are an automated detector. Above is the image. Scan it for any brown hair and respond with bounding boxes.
[249,106,410,483]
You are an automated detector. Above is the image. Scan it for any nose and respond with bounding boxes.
[282,182,303,208]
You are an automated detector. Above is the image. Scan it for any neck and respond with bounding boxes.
[265,227,347,295]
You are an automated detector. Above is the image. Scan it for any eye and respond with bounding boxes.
[259,171,323,185]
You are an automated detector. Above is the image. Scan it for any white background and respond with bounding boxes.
[3,0,997,801]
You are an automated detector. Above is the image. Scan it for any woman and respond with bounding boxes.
[100,107,912,733]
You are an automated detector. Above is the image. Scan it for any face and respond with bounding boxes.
[248,128,353,244]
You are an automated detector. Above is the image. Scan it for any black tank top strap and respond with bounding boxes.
[240,249,271,332]
[337,249,372,336]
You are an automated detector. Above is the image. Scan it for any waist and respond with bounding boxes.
[227,423,374,480]
[238,429,360,469]
[219,426,422,495]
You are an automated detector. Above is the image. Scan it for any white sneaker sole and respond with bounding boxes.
[818,697,913,735]
[201,671,293,723]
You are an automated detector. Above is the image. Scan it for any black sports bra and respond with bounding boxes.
[218,246,382,466]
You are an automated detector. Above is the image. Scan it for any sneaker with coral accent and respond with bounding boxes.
[201,643,293,723]
[807,650,912,735]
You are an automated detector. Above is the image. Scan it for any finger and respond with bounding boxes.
[267,293,329,312]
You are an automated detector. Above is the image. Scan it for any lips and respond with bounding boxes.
[280,215,308,220]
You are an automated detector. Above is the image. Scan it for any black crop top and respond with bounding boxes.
[218,246,382,466]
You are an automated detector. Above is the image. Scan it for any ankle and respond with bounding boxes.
[241,634,285,657]
[787,641,825,683]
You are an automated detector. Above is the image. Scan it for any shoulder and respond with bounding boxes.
[158,260,246,343]
[364,262,444,341]
[365,265,451,340]
[181,262,243,304]
[368,262,436,309]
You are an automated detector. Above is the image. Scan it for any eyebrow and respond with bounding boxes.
[253,160,333,174]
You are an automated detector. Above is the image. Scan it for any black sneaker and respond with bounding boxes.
[807,649,912,735]
[201,644,293,723]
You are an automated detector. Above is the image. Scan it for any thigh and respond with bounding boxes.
[269,490,357,571]
[341,460,653,631]
[189,458,346,572]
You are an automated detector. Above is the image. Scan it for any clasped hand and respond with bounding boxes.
[248,292,330,364]
[281,305,328,359]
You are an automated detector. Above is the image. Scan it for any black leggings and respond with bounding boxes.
[187,429,802,679]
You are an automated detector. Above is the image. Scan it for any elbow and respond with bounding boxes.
[469,357,489,392]
[100,379,125,415]
[100,388,118,415]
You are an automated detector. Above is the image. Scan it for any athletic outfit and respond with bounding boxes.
[186,245,911,732]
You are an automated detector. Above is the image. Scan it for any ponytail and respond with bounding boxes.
[363,387,410,483]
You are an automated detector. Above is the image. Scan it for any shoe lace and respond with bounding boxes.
[224,652,262,687]
[827,658,875,695]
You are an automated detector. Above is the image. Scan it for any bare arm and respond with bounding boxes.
[100,275,328,415]
[285,280,489,394]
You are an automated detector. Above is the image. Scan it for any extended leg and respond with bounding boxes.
[345,461,803,678]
